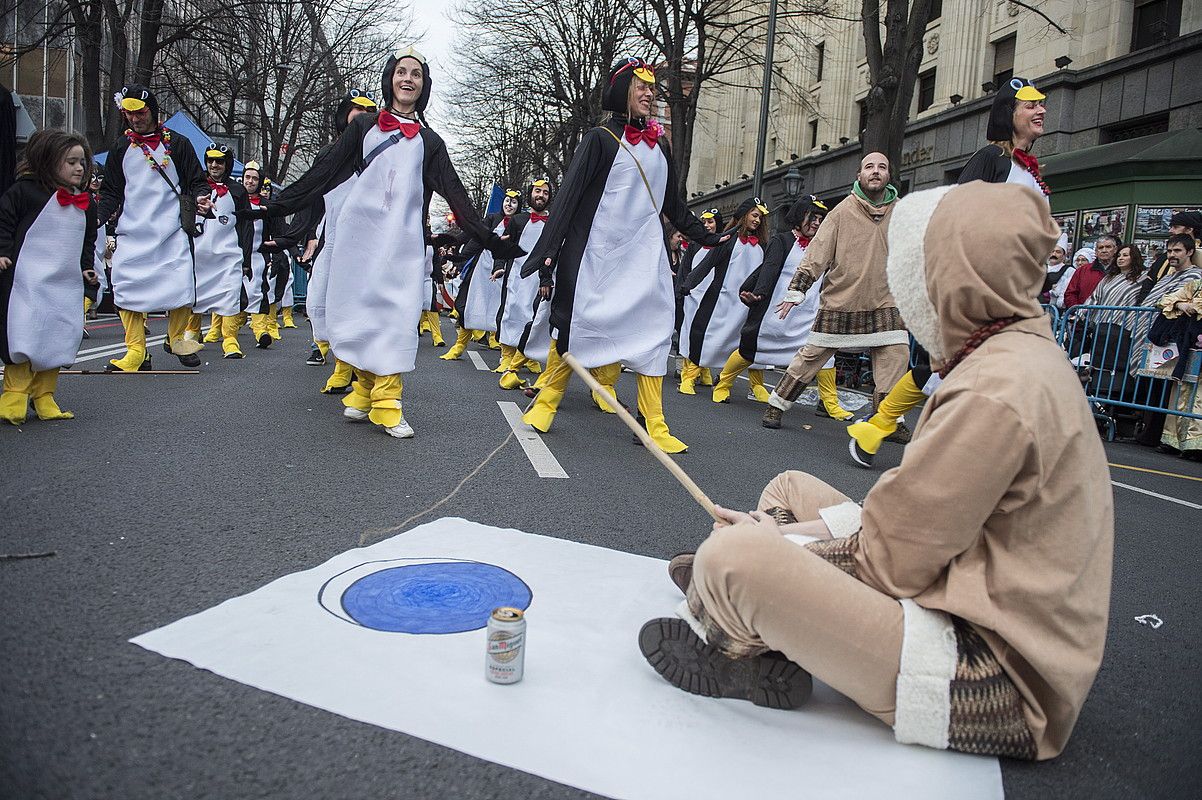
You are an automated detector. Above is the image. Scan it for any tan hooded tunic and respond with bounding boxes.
[784,192,909,348]
[843,182,1114,758]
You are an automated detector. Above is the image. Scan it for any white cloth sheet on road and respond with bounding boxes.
[131,518,1002,800]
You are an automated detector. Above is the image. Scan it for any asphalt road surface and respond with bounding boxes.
[3,312,1200,799]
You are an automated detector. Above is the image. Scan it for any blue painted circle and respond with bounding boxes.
[340,561,532,634]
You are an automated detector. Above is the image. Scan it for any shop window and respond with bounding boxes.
[1132,0,1182,51]
[992,35,1016,88]
[917,69,936,113]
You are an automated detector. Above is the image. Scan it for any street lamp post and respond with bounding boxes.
[783,166,803,200]
[751,0,778,199]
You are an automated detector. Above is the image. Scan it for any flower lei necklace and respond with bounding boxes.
[126,127,172,169]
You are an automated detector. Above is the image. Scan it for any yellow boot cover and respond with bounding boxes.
[817,368,853,420]
[636,374,687,453]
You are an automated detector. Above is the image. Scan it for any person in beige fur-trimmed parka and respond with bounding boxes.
[639,180,1114,761]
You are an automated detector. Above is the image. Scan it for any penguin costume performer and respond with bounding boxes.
[445,188,520,359]
[847,78,1049,467]
[518,57,723,453]
[192,142,253,358]
[675,207,722,394]
[299,89,377,392]
[710,195,850,416]
[494,178,553,389]
[97,85,210,370]
[0,129,98,424]
[679,196,769,398]
[269,47,523,439]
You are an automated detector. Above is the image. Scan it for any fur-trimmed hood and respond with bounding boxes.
[885,181,1058,362]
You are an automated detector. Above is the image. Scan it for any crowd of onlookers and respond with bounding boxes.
[1043,211,1201,460]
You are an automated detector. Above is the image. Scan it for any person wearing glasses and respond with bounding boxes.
[268,47,522,440]
[191,143,253,358]
[97,84,211,371]
[846,78,1051,468]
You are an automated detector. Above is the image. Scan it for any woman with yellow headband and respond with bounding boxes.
[679,196,769,402]
[518,57,724,453]
[268,47,522,439]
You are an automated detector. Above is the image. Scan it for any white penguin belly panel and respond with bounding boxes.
[461,219,506,332]
[498,219,545,345]
[7,197,85,371]
[242,217,267,313]
[695,240,760,368]
[307,177,357,341]
[680,261,715,361]
[192,191,244,315]
[570,144,672,375]
[111,144,195,312]
[752,246,823,367]
[325,129,425,375]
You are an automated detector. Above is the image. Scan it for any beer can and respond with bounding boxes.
[486,607,526,684]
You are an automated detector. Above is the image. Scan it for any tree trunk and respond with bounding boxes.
[860,0,932,178]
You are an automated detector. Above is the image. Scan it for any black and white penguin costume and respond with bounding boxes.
[97,86,206,314]
[680,197,768,369]
[738,196,828,367]
[0,177,98,371]
[452,208,511,330]
[496,181,552,348]
[674,207,722,333]
[269,48,520,433]
[518,57,720,453]
[519,65,718,374]
[193,144,252,318]
[958,77,1049,200]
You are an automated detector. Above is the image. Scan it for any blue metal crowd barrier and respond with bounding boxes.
[1056,304,1201,441]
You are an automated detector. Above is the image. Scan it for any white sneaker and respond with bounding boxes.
[343,407,369,422]
[385,418,415,439]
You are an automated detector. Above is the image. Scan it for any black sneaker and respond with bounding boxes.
[256,333,272,349]
[848,437,875,468]
[177,352,201,368]
[638,617,812,709]
[306,347,325,365]
[162,340,173,354]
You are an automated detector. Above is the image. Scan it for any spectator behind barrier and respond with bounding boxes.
[1147,211,1202,281]
[1063,235,1118,309]
[1051,247,1093,309]
[1129,234,1202,375]
[1086,244,1153,327]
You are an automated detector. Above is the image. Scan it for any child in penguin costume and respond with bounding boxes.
[192,142,254,358]
[679,196,769,401]
[296,89,378,393]
[494,178,554,389]
[847,78,1049,467]
[675,206,722,393]
[443,188,521,360]
[712,195,851,417]
[0,129,99,424]
[268,47,523,439]
[97,85,211,371]
[517,57,723,453]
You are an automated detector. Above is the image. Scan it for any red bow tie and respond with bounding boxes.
[1012,149,1040,175]
[529,211,549,224]
[739,234,759,247]
[377,110,421,139]
[624,122,661,148]
[56,188,90,210]
[248,195,262,206]
[128,130,162,149]
[207,179,229,197]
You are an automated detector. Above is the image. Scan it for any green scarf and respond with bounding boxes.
[853,180,898,207]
